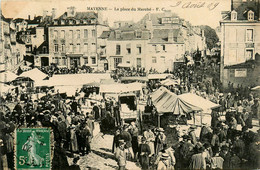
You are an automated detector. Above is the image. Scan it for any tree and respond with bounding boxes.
[200,25,219,50]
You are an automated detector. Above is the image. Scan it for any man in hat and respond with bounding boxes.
[157,153,171,170]
[155,128,166,155]
[129,122,139,160]
[138,137,151,170]
[189,146,206,170]
[115,140,127,170]
[220,145,231,169]
[120,124,134,160]
[188,125,197,145]
[218,93,226,115]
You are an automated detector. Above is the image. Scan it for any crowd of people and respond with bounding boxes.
[0,59,259,169]
[0,92,97,169]
[112,110,259,170]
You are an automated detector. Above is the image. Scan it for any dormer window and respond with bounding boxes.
[69,20,73,25]
[54,20,58,25]
[248,10,254,21]
[231,10,237,21]
[76,20,80,25]
[91,19,96,24]
[83,20,87,24]
[61,20,65,25]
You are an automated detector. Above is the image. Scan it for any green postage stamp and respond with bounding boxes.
[15,128,51,170]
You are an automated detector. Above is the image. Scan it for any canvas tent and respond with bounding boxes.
[147,74,172,80]
[117,63,132,68]
[35,73,111,87]
[150,87,202,114]
[100,82,143,94]
[178,93,220,113]
[18,68,48,83]
[160,78,180,86]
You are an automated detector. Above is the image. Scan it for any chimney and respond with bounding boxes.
[67,6,76,17]
[28,15,31,20]
[165,10,172,17]
[42,10,48,22]
[148,12,151,20]
[52,8,57,20]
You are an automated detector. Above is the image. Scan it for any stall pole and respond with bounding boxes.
[158,113,160,128]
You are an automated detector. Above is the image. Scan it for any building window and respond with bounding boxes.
[160,56,165,63]
[127,48,131,54]
[54,30,58,39]
[136,31,141,38]
[61,44,65,53]
[69,30,73,39]
[84,43,88,52]
[62,57,67,65]
[136,58,141,68]
[246,29,253,42]
[84,57,88,64]
[43,46,47,53]
[76,43,80,52]
[231,11,237,21]
[92,29,95,37]
[116,45,121,55]
[162,45,166,51]
[84,29,88,38]
[76,30,80,38]
[174,37,177,42]
[246,49,254,60]
[137,44,141,54]
[61,30,65,39]
[114,57,122,68]
[91,56,96,64]
[248,10,254,21]
[69,44,73,52]
[152,56,157,63]
[54,44,58,52]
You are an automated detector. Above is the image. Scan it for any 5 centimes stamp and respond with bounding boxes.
[15,128,51,170]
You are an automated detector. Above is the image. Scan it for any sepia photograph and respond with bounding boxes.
[0,0,259,169]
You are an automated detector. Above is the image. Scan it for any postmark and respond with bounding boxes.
[15,128,51,170]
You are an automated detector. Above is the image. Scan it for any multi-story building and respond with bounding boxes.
[105,27,150,70]
[48,7,109,69]
[147,29,185,72]
[0,13,25,73]
[220,0,260,88]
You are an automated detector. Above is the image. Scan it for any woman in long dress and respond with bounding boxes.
[70,125,78,153]
[144,128,155,156]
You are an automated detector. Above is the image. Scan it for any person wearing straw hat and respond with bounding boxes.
[115,140,127,170]
[155,128,166,155]
[157,153,170,170]
[143,126,155,156]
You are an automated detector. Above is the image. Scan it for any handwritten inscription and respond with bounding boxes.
[170,1,219,10]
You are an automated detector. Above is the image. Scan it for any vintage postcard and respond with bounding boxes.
[0,0,259,170]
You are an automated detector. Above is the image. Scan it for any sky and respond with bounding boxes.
[1,0,231,28]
